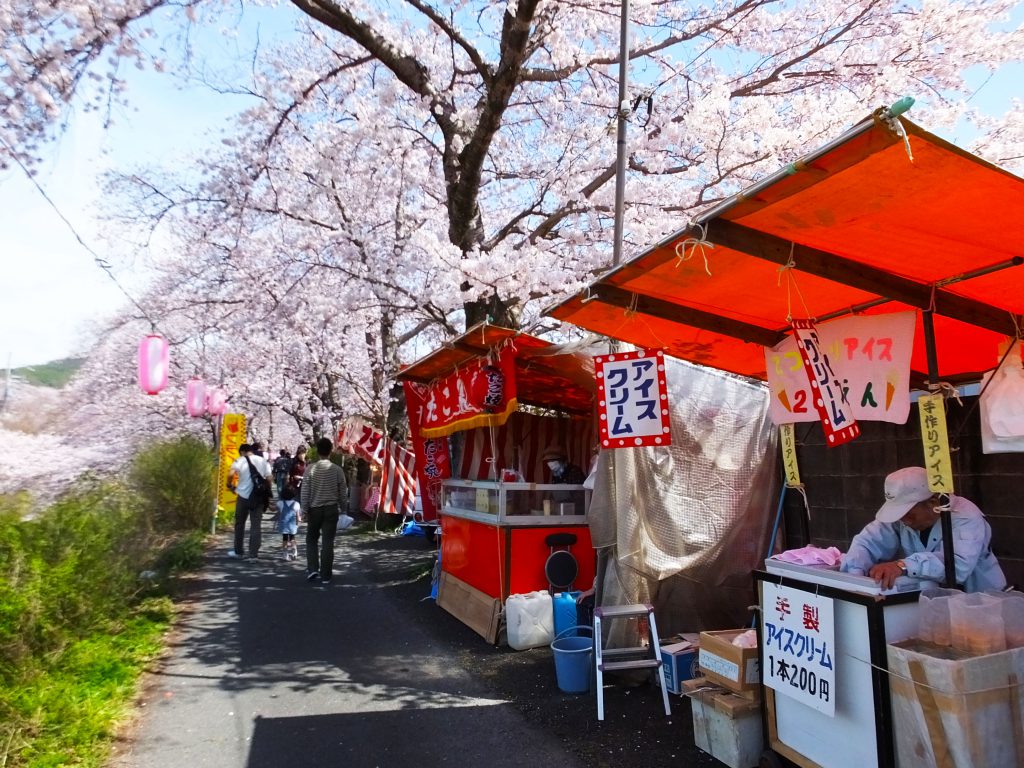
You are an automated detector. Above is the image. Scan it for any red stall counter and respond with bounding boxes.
[437,479,595,642]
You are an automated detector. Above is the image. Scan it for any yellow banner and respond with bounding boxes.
[217,413,246,508]
[779,423,801,487]
[917,394,954,494]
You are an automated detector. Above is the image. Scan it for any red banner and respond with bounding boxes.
[414,346,518,438]
[791,319,860,447]
[403,381,452,521]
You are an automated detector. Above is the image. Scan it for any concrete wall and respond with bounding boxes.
[782,395,1024,588]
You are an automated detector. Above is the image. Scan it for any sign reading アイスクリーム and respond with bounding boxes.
[761,582,836,716]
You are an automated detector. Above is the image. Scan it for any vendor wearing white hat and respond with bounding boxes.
[840,466,1006,592]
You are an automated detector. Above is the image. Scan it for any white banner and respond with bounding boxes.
[761,582,836,716]
[765,312,915,426]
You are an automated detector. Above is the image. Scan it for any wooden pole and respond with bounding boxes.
[922,310,957,587]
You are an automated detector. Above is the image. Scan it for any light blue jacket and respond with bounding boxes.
[840,494,1006,593]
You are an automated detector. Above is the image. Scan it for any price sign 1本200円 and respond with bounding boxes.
[761,582,836,716]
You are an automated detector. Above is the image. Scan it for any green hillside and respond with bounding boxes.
[12,357,85,388]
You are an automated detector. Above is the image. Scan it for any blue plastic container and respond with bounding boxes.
[551,625,593,694]
[552,591,582,638]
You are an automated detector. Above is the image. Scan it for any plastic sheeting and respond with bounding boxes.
[588,356,781,636]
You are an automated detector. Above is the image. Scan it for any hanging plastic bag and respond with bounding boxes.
[980,343,1024,453]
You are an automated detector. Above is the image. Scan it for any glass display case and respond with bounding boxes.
[441,479,589,525]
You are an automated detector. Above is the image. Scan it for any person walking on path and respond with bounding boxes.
[301,438,348,584]
[276,486,302,560]
[227,444,273,559]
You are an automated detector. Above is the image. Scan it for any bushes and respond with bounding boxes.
[130,435,217,531]
[0,437,215,766]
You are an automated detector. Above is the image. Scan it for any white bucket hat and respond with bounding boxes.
[875,466,933,523]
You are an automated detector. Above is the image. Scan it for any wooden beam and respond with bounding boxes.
[705,219,1021,337]
[591,283,785,347]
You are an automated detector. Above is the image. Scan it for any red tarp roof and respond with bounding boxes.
[549,110,1024,386]
[397,323,594,415]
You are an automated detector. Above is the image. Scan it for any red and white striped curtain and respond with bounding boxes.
[379,438,418,517]
[456,412,594,482]
[337,420,419,518]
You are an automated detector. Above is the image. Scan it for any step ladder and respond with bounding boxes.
[593,603,671,721]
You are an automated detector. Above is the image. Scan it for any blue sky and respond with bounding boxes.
[1,5,1022,369]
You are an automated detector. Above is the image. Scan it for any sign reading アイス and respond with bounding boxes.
[761,582,836,716]
[594,349,672,448]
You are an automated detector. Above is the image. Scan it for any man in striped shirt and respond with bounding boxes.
[300,437,349,584]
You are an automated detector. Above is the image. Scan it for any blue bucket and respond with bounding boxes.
[551,625,593,694]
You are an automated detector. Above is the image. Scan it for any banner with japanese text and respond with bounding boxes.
[416,346,518,438]
[217,413,246,509]
[791,319,860,446]
[918,393,954,494]
[403,381,452,520]
[765,312,915,426]
[761,582,836,716]
[594,349,672,448]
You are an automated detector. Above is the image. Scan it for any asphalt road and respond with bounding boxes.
[107,516,722,768]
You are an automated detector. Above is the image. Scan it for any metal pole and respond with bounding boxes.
[922,310,957,587]
[611,0,630,270]
[596,0,631,611]
[211,416,221,535]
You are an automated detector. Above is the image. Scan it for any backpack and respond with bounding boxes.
[245,456,271,504]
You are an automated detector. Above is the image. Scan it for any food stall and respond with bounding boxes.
[398,324,598,642]
[547,102,1024,766]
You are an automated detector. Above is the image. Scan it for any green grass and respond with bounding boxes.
[0,438,221,767]
[0,599,174,768]
[11,358,85,389]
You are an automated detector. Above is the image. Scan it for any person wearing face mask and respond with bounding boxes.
[840,466,1006,592]
[540,446,586,484]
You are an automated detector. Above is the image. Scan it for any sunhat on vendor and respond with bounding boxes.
[540,445,569,462]
[875,466,936,524]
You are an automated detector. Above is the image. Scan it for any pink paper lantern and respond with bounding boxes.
[186,378,207,417]
[137,334,169,395]
[206,387,228,416]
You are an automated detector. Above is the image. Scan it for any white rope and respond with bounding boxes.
[674,222,715,276]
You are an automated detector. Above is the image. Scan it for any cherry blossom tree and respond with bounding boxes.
[4,0,1024,494]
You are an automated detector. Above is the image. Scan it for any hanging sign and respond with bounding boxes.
[766,312,914,426]
[918,393,954,494]
[402,381,452,521]
[761,582,836,716]
[594,349,672,448]
[417,346,518,438]
[779,424,801,487]
[790,319,860,447]
[217,413,246,509]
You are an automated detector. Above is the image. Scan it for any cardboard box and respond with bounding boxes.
[682,678,762,768]
[699,629,760,693]
[660,640,701,694]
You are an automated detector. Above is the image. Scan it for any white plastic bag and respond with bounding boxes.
[980,345,1024,453]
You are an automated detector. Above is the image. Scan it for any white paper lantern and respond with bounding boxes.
[137,335,169,395]
[186,378,207,417]
[206,387,228,416]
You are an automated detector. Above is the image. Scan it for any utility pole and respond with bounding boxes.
[597,0,632,609]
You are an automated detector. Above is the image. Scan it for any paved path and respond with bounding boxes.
[108,518,586,768]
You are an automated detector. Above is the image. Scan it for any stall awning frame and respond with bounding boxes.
[397,322,594,417]
[548,107,1024,388]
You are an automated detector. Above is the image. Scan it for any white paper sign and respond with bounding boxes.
[765,312,915,426]
[594,349,672,448]
[761,582,836,716]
